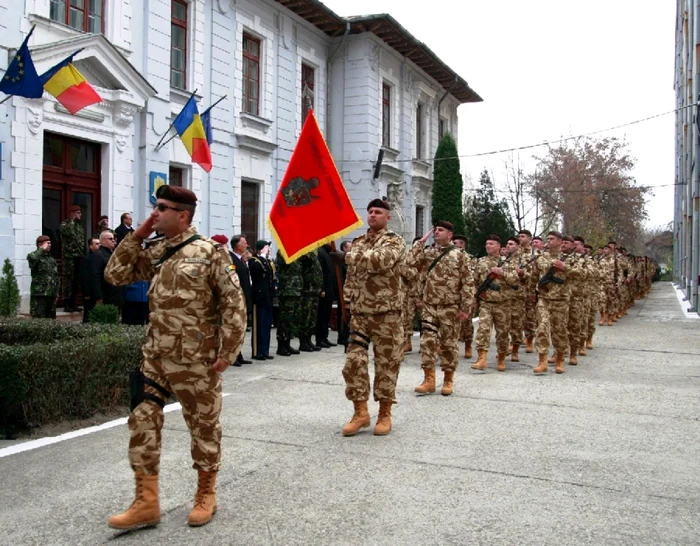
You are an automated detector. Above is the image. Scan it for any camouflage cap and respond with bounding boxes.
[156,185,197,205]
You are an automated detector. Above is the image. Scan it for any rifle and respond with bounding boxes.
[474,251,514,308]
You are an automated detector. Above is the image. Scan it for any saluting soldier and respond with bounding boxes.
[27,235,59,319]
[59,205,85,312]
[249,240,276,361]
[410,222,473,396]
[105,185,246,530]
[472,234,517,372]
[340,199,406,437]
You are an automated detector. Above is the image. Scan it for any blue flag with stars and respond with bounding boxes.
[0,26,44,99]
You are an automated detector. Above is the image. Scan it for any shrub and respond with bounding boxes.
[89,303,120,324]
[0,258,21,318]
[0,319,146,435]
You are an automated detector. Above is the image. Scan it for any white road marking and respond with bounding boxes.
[0,393,231,459]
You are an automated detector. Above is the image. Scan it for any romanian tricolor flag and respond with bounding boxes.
[267,110,363,263]
[173,95,212,172]
[40,51,102,115]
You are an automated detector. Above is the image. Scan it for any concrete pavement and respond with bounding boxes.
[1,282,699,545]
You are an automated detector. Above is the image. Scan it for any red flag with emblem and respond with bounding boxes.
[267,111,363,263]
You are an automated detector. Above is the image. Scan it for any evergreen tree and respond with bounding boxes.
[464,170,516,256]
[0,258,21,317]
[431,133,466,235]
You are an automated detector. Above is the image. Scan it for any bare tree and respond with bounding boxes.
[500,154,555,235]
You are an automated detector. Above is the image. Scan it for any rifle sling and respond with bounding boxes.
[155,234,202,268]
[427,245,456,274]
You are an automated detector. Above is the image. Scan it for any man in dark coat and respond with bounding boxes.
[87,230,122,317]
[114,212,134,245]
[315,244,338,348]
[80,236,101,322]
[248,240,276,360]
[226,234,253,365]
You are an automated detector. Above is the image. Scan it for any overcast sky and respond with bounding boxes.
[323,0,676,230]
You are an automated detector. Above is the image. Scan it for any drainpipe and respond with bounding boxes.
[437,74,459,130]
[326,22,351,149]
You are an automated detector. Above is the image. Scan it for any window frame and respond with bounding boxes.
[49,0,105,34]
[242,33,262,116]
[301,62,315,125]
[416,103,424,159]
[382,83,391,148]
[170,0,188,90]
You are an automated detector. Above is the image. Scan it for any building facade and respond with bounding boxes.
[0,0,481,305]
[674,0,700,315]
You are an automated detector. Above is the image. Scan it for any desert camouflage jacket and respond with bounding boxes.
[506,249,532,301]
[104,227,246,365]
[528,249,584,301]
[344,228,406,315]
[473,254,518,304]
[408,241,474,312]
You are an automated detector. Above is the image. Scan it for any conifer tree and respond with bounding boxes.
[464,170,516,256]
[0,258,21,317]
[431,133,466,235]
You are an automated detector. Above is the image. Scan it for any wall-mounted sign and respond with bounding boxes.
[149,171,167,205]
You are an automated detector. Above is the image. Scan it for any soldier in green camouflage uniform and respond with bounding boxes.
[298,250,323,351]
[275,249,303,356]
[59,205,85,312]
[341,199,406,437]
[105,186,246,530]
[27,235,59,319]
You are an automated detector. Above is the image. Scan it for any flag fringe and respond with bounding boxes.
[267,216,364,264]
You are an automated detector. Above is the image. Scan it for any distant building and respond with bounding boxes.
[0,0,481,306]
[673,0,699,314]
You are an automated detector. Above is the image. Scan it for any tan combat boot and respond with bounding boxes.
[414,368,436,394]
[374,400,393,435]
[579,341,587,356]
[533,353,548,375]
[108,473,161,530]
[599,313,607,326]
[403,338,412,354]
[525,337,534,353]
[441,370,455,396]
[586,337,594,350]
[471,350,488,370]
[548,352,556,364]
[464,343,473,359]
[511,344,520,362]
[497,353,507,372]
[607,314,614,326]
[188,471,217,527]
[555,353,565,374]
[342,400,370,436]
[569,352,578,366]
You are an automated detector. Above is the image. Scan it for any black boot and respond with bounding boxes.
[310,337,322,351]
[276,339,292,357]
[287,339,300,355]
[298,336,314,352]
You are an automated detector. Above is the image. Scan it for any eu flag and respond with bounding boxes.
[200,106,214,145]
[0,26,44,99]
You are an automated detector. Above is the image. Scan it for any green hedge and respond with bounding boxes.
[0,318,146,435]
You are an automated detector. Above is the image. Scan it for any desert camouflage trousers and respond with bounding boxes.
[402,293,418,343]
[343,311,403,402]
[567,297,586,352]
[475,301,511,354]
[535,298,569,355]
[459,311,474,343]
[585,292,598,340]
[603,284,619,317]
[509,297,526,346]
[129,356,222,475]
[420,303,460,372]
[524,293,537,339]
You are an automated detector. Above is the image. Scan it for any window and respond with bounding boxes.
[242,34,261,115]
[416,103,424,159]
[382,84,391,148]
[241,181,260,245]
[169,166,185,187]
[170,0,188,90]
[301,63,315,124]
[439,117,447,141]
[415,206,425,239]
[50,0,104,34]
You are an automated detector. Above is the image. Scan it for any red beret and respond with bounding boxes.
[156,185,197,205]
[68,205,81,213]
[210,234,229,245]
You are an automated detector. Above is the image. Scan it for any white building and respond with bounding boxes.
[0,0,481,306]
[674,0,699,315]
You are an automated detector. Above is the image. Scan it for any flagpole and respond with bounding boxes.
[156,94,227,149]
[0,25,38,106]
[154,88,198,151]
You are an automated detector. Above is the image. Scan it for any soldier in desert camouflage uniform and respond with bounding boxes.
[598,243,619,326]
[410,222,473,396]
[27,235,59,318]
[518,230,539,353]
[528,231,583,375]
[453,235,476,358]
[582,244,599,350]
[563,236,588,366]
[340,199,406,437]
[472,235,517,372]
[105,186,246,530]
[505,237,530,363]
[401,237,422,354]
